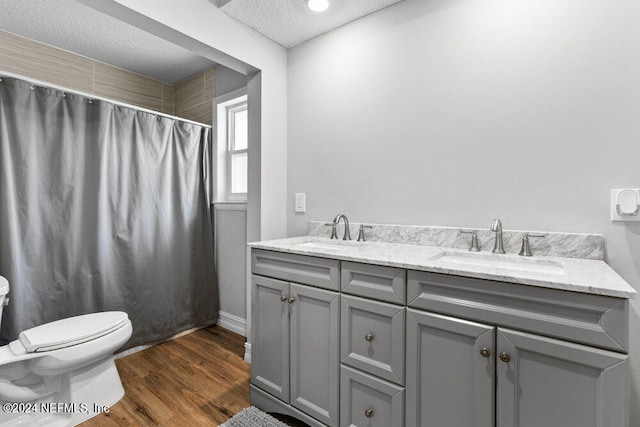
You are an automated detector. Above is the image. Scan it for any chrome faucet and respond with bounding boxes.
[490,218,505,254]
[324,222,338,239]
[357,224,373,242]
[459,230,480,252]
[519,233,546,256]
[333,214,351,240]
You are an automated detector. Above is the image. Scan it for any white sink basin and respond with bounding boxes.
[430,251,565,275]
[293,240,362,252]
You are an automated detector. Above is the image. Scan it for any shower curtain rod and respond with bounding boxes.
[0,70,213,129]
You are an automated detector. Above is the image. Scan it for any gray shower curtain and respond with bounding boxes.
[0,76,218,348]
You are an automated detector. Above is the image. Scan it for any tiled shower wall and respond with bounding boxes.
[0,29,215,125]
[174,68,215,125]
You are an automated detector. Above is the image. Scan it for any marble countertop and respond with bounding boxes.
[249,236,636,299]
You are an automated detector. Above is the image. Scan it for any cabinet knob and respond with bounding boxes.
[364,408,373,418]
[280,295,287,302]
[480,348,491,358]
[499,352,511,363]
[288,297,295,304]
[365,333,374,342]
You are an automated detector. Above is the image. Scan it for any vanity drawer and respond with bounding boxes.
[340,365,404,427]
[341,295,405,385]
[341,261,406,304]
[407,270,629,352]
[251,249,340,290]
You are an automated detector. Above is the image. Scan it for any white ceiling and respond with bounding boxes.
[0,0,216,83]
[0,0,405,83]
[215,0,406,48]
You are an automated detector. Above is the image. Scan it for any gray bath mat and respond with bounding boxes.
[219,406,290,427]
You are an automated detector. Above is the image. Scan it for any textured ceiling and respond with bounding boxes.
[0,0,216,83]
[0,0,406,83]
[217,0,406,48]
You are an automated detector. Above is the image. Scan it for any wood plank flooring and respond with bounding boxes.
[83,326,252,426]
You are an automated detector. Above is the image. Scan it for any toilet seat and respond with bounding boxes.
[18,311,130,353]
[0,276,7,295]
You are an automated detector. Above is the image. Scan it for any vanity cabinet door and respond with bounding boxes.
[496,328,629,427]
[251,275,290,402]
[406,309,495,427]
[289,283,340,426]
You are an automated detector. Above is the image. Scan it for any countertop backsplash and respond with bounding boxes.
[308,221,604,260]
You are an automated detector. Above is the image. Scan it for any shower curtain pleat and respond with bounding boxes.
[0,77,218,348]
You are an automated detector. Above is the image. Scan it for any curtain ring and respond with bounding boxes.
[29,84,35,90]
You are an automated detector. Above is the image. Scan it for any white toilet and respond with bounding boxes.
[0,275,133,426]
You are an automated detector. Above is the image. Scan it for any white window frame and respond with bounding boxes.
[213,88,248,202]
[226,101,248,200]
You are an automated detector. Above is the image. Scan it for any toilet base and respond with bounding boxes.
[0,356,125,427]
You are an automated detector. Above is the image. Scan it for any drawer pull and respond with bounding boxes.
[499,352,511,363]
[280,295,287,302]
[364,408,373,418]
[365,333,374,342]
[480,348,491,358]
[288,297,295,304]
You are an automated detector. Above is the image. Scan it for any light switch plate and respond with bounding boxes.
[295,193,306,213]
[611,189,640,221]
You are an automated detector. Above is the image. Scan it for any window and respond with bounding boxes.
[214,90,248,202]
[227,102,248,196]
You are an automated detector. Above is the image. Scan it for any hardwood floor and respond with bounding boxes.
[83,326,251,426]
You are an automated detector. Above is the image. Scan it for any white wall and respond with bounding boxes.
[215,64,247,98]
[288,0,640,421]
[214,204,247,336]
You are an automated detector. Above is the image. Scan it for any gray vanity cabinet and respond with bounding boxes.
[289,283,340,425]
[405,308,629,427]
[340,365,404,427]
[251,275,290,402]
[405,309,495,427]
[496,328,628,427]
[251,250,340,427]
[340,262,407,427]
[340,295,405,384]
[407,270,630,427]
[251,248,631,427]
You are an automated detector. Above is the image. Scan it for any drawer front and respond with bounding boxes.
[340,365,404,427]
[341,295,405,385]
[251,249,340,290]
[341,261,406,304]
[407,270,629,352]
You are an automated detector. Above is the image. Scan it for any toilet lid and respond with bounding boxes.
[0,275,8,295]
[19,311,130,353]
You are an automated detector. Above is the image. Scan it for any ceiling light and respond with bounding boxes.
[307,0,329,12]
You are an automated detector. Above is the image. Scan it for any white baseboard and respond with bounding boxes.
[115,324,211,359]
[115,313,247,361]
[244,342,251,364]
[216,310,247,337]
